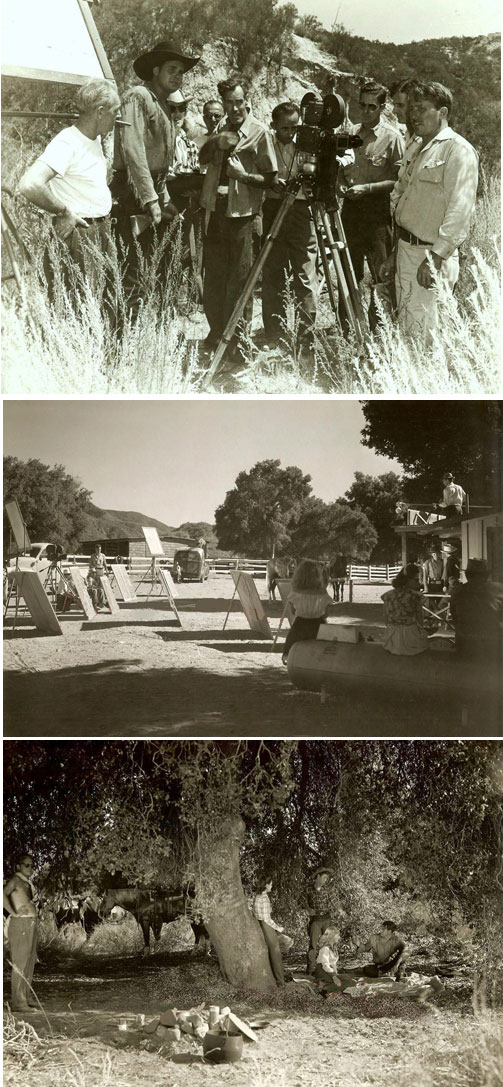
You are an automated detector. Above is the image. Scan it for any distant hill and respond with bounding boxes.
[80,504,226,553]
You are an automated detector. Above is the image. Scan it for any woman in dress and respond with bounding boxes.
[381,563,429,655]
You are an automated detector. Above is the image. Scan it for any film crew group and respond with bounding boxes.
[18,59,478,352]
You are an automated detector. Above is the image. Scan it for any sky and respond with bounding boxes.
[292,0,500,42]
[3,401,401,527]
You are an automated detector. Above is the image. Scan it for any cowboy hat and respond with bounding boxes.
[165,90,192,106]
[133,40,200,80]
[314,866,335,878]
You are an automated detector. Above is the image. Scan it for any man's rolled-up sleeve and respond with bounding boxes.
[256,131,278,176]
[432,143,479,259]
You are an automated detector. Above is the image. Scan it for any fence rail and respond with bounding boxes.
[348,564,401,581]
[64,557,400,582]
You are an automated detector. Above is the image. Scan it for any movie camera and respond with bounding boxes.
[296,93,362,204]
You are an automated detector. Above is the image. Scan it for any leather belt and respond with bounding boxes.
[82,215,110,223]
[396,224,432,247]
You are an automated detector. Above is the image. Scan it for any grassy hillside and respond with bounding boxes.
[80,504,217,545]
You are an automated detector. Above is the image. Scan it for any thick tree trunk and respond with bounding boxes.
[197,814,277,991]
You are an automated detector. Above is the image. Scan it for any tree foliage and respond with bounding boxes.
[214,459,313,556]
[360,402,503,507]
[344,472,404,562]
[4,740,501,946]
[3,456,93,552]
[290,498,377,560]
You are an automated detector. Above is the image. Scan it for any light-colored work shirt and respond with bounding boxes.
[201,112,277,217]
[394,125,478,258]
[115,84,175,206]
[441,482,465,509]
[38,126,111,216]
[340,119,404,189]
[390,132,422,214]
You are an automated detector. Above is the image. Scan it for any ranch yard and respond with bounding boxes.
[3,575,495,737]
[4,917,501,1087]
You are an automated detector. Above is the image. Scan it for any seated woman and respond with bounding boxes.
[381,563,429,656]
[314,928,353,997]
[282,559,332,665]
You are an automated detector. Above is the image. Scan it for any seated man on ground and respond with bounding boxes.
[353,919,407,979]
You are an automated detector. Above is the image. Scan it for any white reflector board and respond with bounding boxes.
[142,526,165,557]
[5,499,31,552]
[2,0,113,84]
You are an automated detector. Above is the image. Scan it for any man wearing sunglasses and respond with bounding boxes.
[338,81,404,333]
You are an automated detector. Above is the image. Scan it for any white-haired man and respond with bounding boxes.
[19,78,121,293]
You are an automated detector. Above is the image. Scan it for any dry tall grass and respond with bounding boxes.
[2,176,500,395]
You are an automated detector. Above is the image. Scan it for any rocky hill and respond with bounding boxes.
[81,503,216,544]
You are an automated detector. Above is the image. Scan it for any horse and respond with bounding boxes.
[51,894,101,937]
[329,556,348,602]
[99,886,210,955]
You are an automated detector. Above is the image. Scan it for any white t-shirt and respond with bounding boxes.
[38,126,111,216]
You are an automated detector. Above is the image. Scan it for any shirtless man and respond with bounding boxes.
[3,854,39,1011]
[354,919,407,979]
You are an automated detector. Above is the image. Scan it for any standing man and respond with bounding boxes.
[261,102,319,347]
[199,76,277,357]
[18,79,121,305]
[450,559,503,663]
[113,39,200,313]
[3,854,39,1012]
[339,81,404,332]
[87,544,109,610]
[306,867,344,976]
[437,472,466,519]
[389,79,421,216]
[391,81,478,339]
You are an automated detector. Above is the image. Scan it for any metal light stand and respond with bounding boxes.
[43,562,75,612]
[200,174,366,389]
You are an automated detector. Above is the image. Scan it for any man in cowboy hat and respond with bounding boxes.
[112,40,200,313]
[305,866,345,976]
[450,558,503,662]
[435,472,466,520]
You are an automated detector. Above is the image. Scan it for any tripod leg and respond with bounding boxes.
[312,213,339,315]
[316,205,364,343]
[329,209,366,328]
[200,189,299,390]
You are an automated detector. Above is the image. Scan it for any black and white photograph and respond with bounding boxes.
[1,0,501,393]
[3,398,502,736]
[2,0,502,1082]
[2,738,503,1085]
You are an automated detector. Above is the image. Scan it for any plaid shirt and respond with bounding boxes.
[307,882,342,918]
[253,891,281,931]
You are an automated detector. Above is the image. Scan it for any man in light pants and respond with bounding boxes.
[389,81,478,340]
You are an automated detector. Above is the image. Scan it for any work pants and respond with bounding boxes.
[261,198,318,341]
[113,208,176,319]
[307,914,332,974]
[44,219,118,325]
[259,920,286,985]
[9,915,38,1008]
[340,199,393,333]
[395,239,459,343]
[202,205,254,351]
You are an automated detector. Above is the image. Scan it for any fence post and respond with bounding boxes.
[386,563,389,580]
[349,579,353,603]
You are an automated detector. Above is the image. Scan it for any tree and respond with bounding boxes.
[360,402,503,507]
[214,459,313,556]
[290,498,378,560]
[344,472,404,562]
[3,456,93,552]
[3,741,502,977]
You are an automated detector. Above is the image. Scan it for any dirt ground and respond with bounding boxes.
[3,575,495,737]
[4,936,490,1087]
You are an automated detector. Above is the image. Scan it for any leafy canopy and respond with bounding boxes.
[215,459,313,555]
[3,456,93,552]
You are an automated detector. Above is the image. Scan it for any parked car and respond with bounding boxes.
[6,542,62,579]
[173,548,210,582]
